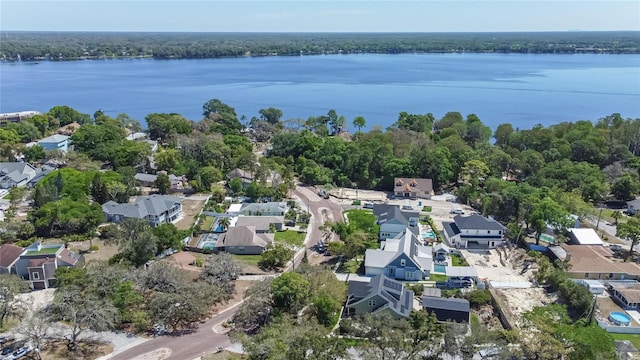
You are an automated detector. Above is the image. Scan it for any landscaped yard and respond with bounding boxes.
[338,258,362,273]
[451,254,469,267]
[429,273,448,281]
[274,229,305,247]
[200,216,215,232]
[232,254,263,267]
[344,209,378,233]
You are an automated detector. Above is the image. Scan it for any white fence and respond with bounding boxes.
[597,319,640,334]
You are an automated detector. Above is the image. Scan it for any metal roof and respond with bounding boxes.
[422,296,470,312]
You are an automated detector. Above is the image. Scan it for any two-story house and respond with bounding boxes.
[374,204,420,240]
[345,274,414,319]
[393,178,433,199]
[365,229,432,281]
[0,243,25,274]
[0,162,41,189]
[443,214,507,249]
[14,242,84,289]
[38,134,71,152]
[102,194,183,227]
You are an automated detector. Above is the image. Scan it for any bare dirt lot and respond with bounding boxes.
[461,248,537,284]
[175,196,207,230]
[493,288,558,328]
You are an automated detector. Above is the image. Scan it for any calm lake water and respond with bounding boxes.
[1,53,639,130]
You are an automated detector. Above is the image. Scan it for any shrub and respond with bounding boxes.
[466,290,493,309]
[409,283,424,296]
[352,200,361,205]
[89,245,99,251]
[15,239,35,247]
[422,206,432,212]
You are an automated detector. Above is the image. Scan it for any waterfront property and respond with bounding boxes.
[549,244,640,280]
[345,274,414,319]
[102,194,183,227]
[443,214,507,249]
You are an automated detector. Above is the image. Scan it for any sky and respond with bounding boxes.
[1,0,639,33]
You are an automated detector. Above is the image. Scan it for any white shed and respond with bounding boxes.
[582,279,605,295]
[568,228,603,246]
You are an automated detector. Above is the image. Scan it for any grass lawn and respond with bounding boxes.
[429,273,448,281]
[422,206,432,212]
[25,247,60,255]
[611,333,640,349]
[274,230,305,247]
[232,254,263,267]
[338,258,362,273]
[201,216,215,231]
[451,254,469,267]
[203,350,246,360]
[344,209,378,233]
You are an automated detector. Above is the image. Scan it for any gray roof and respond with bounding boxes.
[433,243,451,253]
[628,200,640,209]
[240,202,287,214]
[445,266,478,278]
[443,222,459,238]
[348,274,413,318]
[102,194,181,219]
[227,168,253,181]
[219,226,273,248]
[377,206,419,226]
[422,297,470,312]
[235,216,284,232]
[134,173,183,184]
[423,288,441,298]
[38,134,69,144]
[393,178,433,194]
[365,230,432,272]
[0,162,40,184]
[453,214,506,231]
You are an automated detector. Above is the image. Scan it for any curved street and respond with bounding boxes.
[105,184,344,359]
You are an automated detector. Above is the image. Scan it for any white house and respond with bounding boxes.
[443,214,506,249]
[0,162,40,189]
[365,229,432,281]
[374,204,420,240]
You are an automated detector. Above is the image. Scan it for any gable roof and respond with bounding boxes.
[423,297,470,312]
[433,243,451,253]
[0,162,40,184]
[568,228,603,245]
[227,168,253,181]
[102,194,181,219]
[365,230,432,272]
[628,199,640,209]
[394,178,432,194]
[348,274,413,318]
[219,226,273,248]
[453,214,506,231]
[0,244,25,269]
[57,248,82,266]
[38,134,70,144]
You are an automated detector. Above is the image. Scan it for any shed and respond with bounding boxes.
[582,279,605,295]
[568,228,603,246]
[422,296,470,323]
[227,203,243,215]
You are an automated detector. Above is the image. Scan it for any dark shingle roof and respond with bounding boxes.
[443,222,460,237]
[422,297,470,312]
[0,244,24,268]
[453,214,506,231]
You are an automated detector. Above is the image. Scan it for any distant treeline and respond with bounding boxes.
[1,31,639,61]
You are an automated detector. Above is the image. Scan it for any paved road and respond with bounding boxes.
[292,184,344,254]
[109,302,241,360]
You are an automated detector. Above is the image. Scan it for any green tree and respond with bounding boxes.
[23,145,46,163]
[612,210,622,225]
[229,177,243,195]
[152,223,187,252]
[200,252,242,294]
[0,275,29,328]
[219,216,231,232]
[155,173,171,194]
[258,107,284,125]
[271,272,310,314]
[611,174,639,201]
[47,288,120,351]
[527,197,570,245]
[260,243,294,270]
[353,116,366,134]
[617,217,640,261]
[117,219,159,267]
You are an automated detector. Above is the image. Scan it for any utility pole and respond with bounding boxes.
[596,207,604,231]
[588,294,598,326]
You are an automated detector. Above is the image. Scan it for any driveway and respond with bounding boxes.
[107,302,242,360]
[292,185,344,251]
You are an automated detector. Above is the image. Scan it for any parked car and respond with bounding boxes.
[316,242,326,253]
[363,202,374,209]
[317,190,330,199]
[401,205,413,210]
[609,244,623,252]
[450,208,464,214]
[435,280,472,289]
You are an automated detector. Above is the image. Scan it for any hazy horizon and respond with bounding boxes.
[2,1,639,33]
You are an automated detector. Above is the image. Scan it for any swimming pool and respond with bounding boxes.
[422,231,436,239]
[434,264,446,273]
[610,312,632,326]
[215,224,224,232]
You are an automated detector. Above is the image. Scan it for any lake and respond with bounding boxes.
[1,53,639,131]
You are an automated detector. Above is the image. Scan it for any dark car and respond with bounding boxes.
[316,242,326,253]
[435,280,472,289]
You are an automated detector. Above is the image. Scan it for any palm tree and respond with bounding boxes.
[219,217,231,232]
[612,210,622,225]
[353,116,366,134]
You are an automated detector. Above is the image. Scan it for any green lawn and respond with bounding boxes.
[232,254,263,267]
[26,247,60,255]
[429,273,448,281]
[451,254,469,267]
[344,209,377,233]
[201,216,215,231]
[338,259,362,274]
[274,230,305,247]
[610,333,640,349]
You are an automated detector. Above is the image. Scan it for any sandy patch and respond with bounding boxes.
[132,348,171,360]
[460,248,536,283]
[494,288,557,327]
[14,288,55,312]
